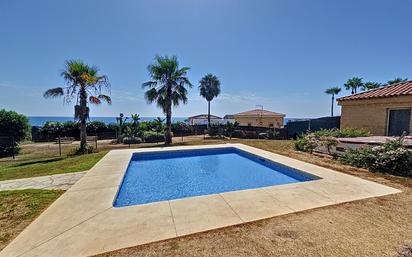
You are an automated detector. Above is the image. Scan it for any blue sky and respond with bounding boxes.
[1,0,411,118]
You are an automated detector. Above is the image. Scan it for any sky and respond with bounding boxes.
[1,0,412,118]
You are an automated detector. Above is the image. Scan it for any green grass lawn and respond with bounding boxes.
[0,189,63,250]
[0,151,107,181]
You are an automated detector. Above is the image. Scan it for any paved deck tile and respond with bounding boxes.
[0,143,401,257]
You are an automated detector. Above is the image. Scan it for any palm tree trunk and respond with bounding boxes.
[165,86,172,144]
[79,87,88,151]
[331,94,334,117]
[207,101,211,127]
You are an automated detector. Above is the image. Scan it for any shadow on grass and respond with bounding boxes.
[14,157,65,167]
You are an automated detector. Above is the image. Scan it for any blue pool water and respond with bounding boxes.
[114,148,318,207]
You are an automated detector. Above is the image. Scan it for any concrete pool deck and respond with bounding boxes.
[0,143,401,257]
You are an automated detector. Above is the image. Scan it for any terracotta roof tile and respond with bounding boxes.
[337,81,412,102]
[234,109,285,117]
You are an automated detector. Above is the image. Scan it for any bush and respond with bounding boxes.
[294,134,318,153]
[207,125,220,136]
[0,109,31,141]
[171,122,193,135]
[143,131,164,143]
[70,145,95,155]
[122,136,142,145]
[87,121,107,133]
[313,128,370,138]
[340,137,412,177]
[0,109,30,157]
[295,128,371,153]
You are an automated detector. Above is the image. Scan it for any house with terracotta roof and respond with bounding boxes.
[233,109,285,128]
[337,81,412,136]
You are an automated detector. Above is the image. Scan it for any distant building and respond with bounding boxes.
[337,81,412,136]
[233,109,285,128]
[187,114,223,125]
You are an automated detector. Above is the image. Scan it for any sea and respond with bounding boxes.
[28,116,298,127]
[28,116,188,127]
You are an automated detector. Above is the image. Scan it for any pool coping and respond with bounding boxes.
[0,143,401,257]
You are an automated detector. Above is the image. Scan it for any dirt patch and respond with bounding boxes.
[0,189,63,251]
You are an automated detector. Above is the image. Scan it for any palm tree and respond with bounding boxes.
[325,87,341,117]
[152,117,165,144]
[387,77,408,85]
[362,81,382,91]
[344,77,363,94]
[142,55,192,144]
[199,74,221,127]
[44,60,111,152]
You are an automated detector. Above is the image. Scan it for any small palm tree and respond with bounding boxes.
[344,77,363,94]
[387,77,408,85]
[325,87,341,117]
[44,60,111,153]
[152,117,165,143]
[142,55,192,144]
[362,81,382,91]
[199,74,221,127]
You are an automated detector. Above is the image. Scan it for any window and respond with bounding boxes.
[269,123,274,127]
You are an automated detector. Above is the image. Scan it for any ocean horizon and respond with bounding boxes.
[28,116,299,127]
[28,116,300,127]
[28,116,188,127]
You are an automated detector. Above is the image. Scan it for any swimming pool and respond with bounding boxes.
[113,147,319,207]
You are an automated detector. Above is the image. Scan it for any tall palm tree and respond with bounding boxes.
[325,87,341,117]
[142,55,192,144]
[362,81,383,91]
[344,77,363,94]
[199,74,221,127]
[387,77,408,85]
[44,60,111,152]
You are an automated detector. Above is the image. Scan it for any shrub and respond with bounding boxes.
[295,128,371,153]
[0,109,30,157]
[340,137,412,177]
[122,136,142,144]
[0,109,31,141]
[70,145,95,155]
[207,125,220,136]
[172,122,193,135]
[143,131,164,143]
[87,121,107,133]
[313,128,370,138]
[294,134,318,153]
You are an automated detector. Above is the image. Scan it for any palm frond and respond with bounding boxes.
[98,94,112,104]
[89,96,101,105]
[43,87,64,98]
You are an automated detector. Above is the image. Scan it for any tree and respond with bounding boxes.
[344,77,363,94]
[387,77,408,85]
[199,74,221,127]
[325,87,341,117]
[44,60,111,153]
[142,55,192,144]
[152,117,165,136]
[0,109,30,157]
[362,81,382,91]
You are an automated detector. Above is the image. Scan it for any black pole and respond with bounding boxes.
[58,135,62,156]
[11,136,15,159]
[95,134,98,150]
